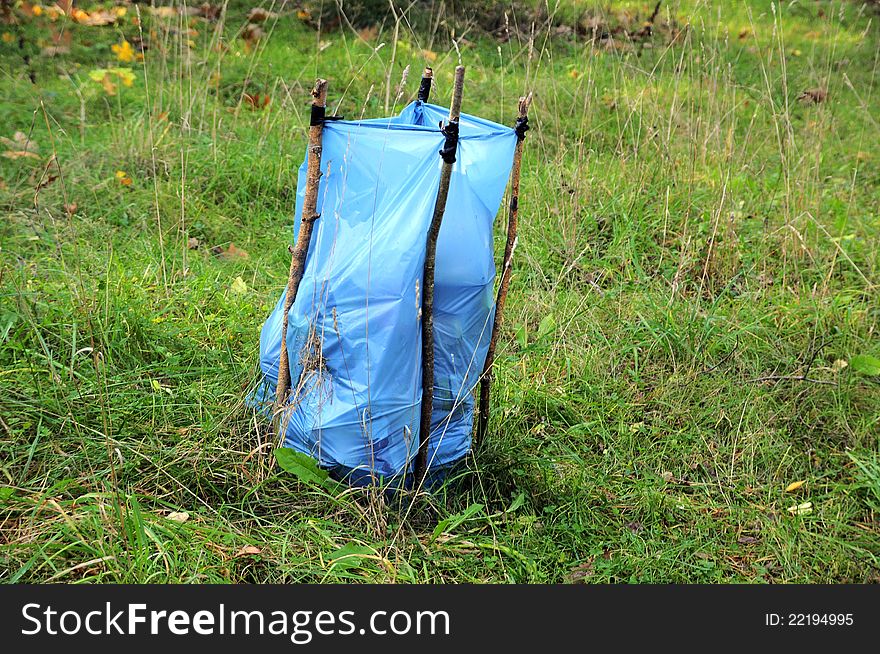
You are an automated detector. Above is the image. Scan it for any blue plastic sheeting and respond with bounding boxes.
[255,101,516,481]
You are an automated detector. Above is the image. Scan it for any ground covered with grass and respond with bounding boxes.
[1,0,879,583]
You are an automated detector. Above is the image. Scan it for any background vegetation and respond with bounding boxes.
[1,0,878,583]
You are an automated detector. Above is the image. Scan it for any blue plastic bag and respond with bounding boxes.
[255,100,516,483]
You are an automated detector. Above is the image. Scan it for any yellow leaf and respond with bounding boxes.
[785,480,806,492]
[568,69,580,79]
[115,7,127,18]
[32,5,44,17]
[230,276,248,295]
[2,32,14,44]
[111,40,134,63]
[115,170,127,179]
[787,502,812,515]
[114,68,135,87]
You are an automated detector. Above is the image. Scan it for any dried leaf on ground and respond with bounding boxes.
[234,545,262,557]
[797,88,827,104]
[212,243,249,260]
[567,559,595,582]
[2,132,39,155]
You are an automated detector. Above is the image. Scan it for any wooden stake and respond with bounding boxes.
[273,78,328,435]
[414,65,466,484]
[476,93,533,447]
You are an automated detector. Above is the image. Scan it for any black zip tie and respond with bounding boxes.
[514,115,529,141]
[310,104,344,126]
[438,119,459,164]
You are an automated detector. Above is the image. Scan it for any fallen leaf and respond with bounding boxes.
[35,173,58,191]
[797,88,827,104]
[167,511,190,523]
[150,7,180,18]
[112,40,135,63]
[212,243,249,260]
[242,23,264,49]
[357,25,379,42]
[230,276,248,294]
[247,8,274,23]
[75,9,117,26]
[1,132,39,154]
[738,535,759,544]
[234,545,262,557]
[187,236,200,249]
[567,559,595,583]
[243,92,271,110]
[787,502,812,516]
[784,480,806,493]
[3,150,41,160]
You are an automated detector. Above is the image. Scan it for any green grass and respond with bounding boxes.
[1,0,878,583]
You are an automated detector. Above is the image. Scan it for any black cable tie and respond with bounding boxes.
[514,115,530,141]
[310,105,344,126]
[438,119,459,164]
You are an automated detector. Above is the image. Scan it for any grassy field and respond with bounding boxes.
[1,0,879,583]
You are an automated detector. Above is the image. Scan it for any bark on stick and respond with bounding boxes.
[273,79,328,435]
[414,66,466,484]
[476,93,533,446]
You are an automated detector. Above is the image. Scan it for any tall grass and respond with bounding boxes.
[0,0,878,583]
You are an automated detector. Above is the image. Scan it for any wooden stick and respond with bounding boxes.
[417,66,433,103]
[476,93,533,447]
[414,65,466,484]
[273,78,328,435]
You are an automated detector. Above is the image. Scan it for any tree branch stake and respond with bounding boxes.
[476,93,533,447]
[273,78,328,438]
[414,65,466,484]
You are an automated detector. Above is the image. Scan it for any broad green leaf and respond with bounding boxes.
[516,322,528,349]
[851,354,880,376]
[432,502,485,540]
[327,543,374,570]
[274,447,339,491]
[538,313,556,338]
